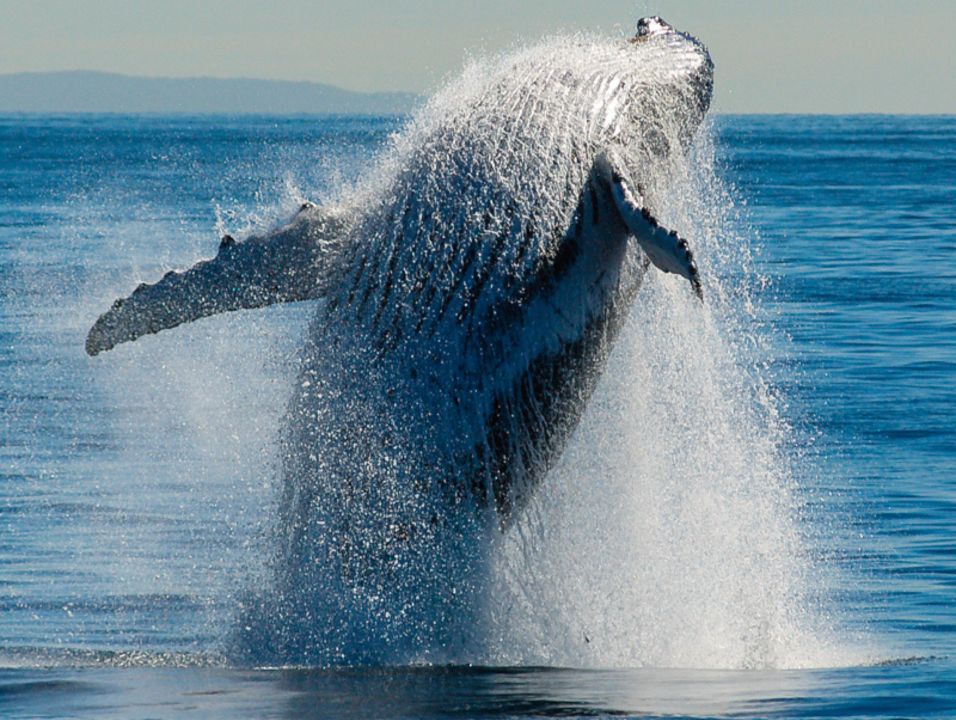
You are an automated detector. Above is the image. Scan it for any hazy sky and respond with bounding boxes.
[2,0,954,113]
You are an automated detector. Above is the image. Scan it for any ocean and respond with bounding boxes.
[1,113,954,718]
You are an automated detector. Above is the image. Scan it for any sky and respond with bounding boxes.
[1,0,954,113]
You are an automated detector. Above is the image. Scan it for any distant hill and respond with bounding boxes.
[0,70,420,114]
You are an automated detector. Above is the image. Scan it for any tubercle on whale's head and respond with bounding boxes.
[632,16,674,40]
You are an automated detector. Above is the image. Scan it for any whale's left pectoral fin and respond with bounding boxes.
[86,204,348,356]
[601,157,703,300]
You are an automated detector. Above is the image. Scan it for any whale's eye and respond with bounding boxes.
[635,16,673,38]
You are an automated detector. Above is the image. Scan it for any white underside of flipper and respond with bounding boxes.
[598,154,703,300]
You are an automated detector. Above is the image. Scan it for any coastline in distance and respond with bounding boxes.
[0,70,420,114]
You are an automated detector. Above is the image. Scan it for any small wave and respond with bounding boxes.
[0,646,227,670]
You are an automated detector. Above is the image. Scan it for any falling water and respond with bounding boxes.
[224,36,854,669]
[480,131,841,669]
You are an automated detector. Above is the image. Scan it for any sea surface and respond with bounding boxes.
[1,113,955,718]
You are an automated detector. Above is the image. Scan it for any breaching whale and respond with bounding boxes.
[86,17,714,657]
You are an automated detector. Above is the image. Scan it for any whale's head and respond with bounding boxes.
[627,16,713,107]
[401,17,712,183]
[632,15,712,94]
[611,16,714,161]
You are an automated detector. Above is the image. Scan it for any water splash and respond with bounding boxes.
[228,37,853,670]
[481,139,827,669]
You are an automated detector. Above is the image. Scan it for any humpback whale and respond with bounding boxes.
[86,17,714,659]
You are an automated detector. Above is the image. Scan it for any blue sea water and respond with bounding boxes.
[1,113,955,718]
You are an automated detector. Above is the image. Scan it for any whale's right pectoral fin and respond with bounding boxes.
[86,204,348,356]
[599,155,703,300]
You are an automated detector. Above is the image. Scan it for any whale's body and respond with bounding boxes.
[87,18,714,660]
